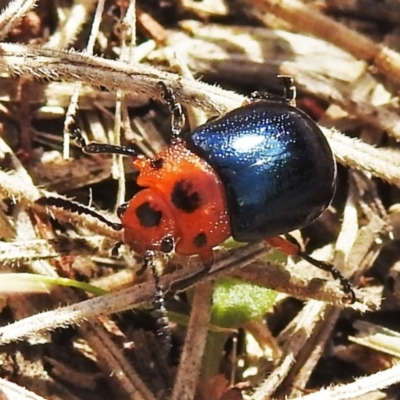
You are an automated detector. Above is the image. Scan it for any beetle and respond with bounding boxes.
[59,76,355,303]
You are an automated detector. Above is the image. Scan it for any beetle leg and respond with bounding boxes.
[265,235,356,304]
[144,250,172,352]
[157,81,185,142]
[67,121,140,157]
[247,90,273,104]
[276,75,296,105]
[246,75,297,106]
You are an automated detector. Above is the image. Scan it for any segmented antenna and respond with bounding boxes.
[36,196,123,231]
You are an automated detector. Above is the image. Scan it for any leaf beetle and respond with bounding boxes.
[57,76,355,303]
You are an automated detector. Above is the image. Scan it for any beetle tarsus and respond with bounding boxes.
[248,75,296,105]
[299,252,356,304]
[277,74,296,104]
[158,81,185,141]
[144,250,172,352]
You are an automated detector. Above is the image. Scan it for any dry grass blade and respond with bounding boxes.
[297,362,400,400]
[0,0,38,40]
[246,0,400,83]
[171,282,214,400]
[0,377,48,400]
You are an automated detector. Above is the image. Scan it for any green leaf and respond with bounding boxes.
[211,277,278,328]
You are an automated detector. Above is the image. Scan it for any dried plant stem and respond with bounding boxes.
[280,307,341,399]
[63,0,106,158]
[234,261,373,311]
[0,0,38,40]
[171,281,214,400]
[0,43,397,191]
[0,377,47,400]
[0,168,121,241]
[248,0,400,84]
[0,280,152,345]
[0,133,119,241]
[333,183,359,270]
[81,322,156,400]
[324,128,400,189]
[275,185,360,398]
[0,240,373,347]
[0,43,243,113]
[281,63,400,141]
[252,301,329,400]
[298,362,400,400]
[46,0,98,49]
[0,138,151,399]
[0,243,264,345]
[111,0,137,204]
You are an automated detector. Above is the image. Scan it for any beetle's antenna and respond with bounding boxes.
[158,82,185,142]
[68,122,140,157]
[36,196,123,231]
[144,250,172,352]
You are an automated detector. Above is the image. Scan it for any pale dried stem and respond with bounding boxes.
[0,168,121,241]
[248,0,400,84]
[63,0,106,158]
[281,307,341,399]
[81,322,156,400]
[0,43,397,190]
[0,138,151,399]
[251,193,385,399]
[111,0,137,204]
[251,301,330,400]
[45,0,98,49]
[324,128,400,189]
[0,377,47,400]
[0,243,264,344]
[171,281,214,400]
[0,239,375,347]
[0,0,38,40]
[0,43,243,112]
[298,362,400,400]
[282,186,361,397]
[234,261,375,312]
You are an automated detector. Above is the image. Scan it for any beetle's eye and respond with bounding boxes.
[160,236,174,253]
[117,202,129,219]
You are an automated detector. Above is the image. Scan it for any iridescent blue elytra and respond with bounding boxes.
[185,100,336,242]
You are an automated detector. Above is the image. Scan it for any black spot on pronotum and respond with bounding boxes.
[171,180,201,213]
[193,232,207,248]
[136,202,162,228]
[150,158,164,169]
